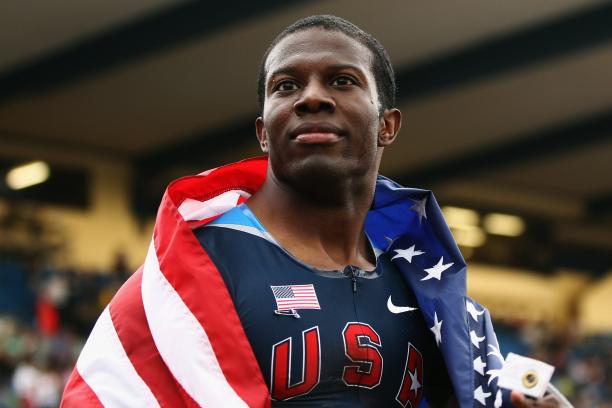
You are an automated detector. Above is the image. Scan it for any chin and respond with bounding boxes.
[272,154,369,204]
[286,154,354,180]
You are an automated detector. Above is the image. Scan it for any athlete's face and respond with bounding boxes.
[256,28,400,188]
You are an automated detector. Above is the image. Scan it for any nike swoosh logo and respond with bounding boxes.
[387,295,418,314]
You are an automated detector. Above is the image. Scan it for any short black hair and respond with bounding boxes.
[257,15,396,114]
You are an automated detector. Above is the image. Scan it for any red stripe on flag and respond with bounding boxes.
[109,268,198,408]
[154,157,270,407]
[167,157,266,206]
[60,368,103,407]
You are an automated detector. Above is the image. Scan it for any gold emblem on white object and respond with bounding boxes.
[522,370,539,388]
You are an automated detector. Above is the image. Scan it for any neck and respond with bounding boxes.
[247,166,378,271]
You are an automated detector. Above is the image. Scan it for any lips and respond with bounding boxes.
[294,132,343,144]
[290,123,345,144]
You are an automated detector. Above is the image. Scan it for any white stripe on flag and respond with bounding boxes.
[141,240,248,407]
[76,307,159,407]
[177,190,250,221]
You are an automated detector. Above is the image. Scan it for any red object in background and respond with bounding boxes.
[37,297,59,336]
[19,396,35,408]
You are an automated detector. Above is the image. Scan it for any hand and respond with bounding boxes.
[511,390,560,408]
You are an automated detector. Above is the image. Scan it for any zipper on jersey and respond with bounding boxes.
[343,265,359,293]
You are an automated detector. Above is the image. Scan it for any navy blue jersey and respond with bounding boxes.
[194,204,453,407]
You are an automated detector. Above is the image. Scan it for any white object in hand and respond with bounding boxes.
[497,353,554,398]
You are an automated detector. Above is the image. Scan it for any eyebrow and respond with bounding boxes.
[268,64,366,81]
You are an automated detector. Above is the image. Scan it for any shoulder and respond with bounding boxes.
[194,204,276,248]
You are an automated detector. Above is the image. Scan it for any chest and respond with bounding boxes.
[200,228,437,406]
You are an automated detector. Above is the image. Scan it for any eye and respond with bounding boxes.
[273,79,299,92]
[331,75,358,87]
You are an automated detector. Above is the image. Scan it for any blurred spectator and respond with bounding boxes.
[0,255,124,407]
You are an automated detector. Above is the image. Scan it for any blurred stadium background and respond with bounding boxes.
[1,1,611,406]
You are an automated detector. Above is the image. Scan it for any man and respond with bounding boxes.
[62,15,560,407]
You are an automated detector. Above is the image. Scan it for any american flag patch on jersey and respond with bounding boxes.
[271,284,321,311]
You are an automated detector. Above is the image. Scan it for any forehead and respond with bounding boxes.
[265,28,373,77]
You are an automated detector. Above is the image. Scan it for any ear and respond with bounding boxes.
[378,108,402,147]
[255,117,268,153]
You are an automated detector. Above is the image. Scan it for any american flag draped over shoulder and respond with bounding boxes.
[61,157,508,408]
[61,158,271,408]
[365,176,508,408]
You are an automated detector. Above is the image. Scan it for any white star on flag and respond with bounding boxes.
[466,300,484,322]
[430,312,443,346]
[384,235,400,250]
[421,257,453,281]
[410,198,427,223]
[487,344,504,363]
[487,368,501,386]
[473,356,487,376]
[408,367,421,393]
[494,390,502,408]
[470,330,485,349]
[474,385,491,405]
[392,245,425,263]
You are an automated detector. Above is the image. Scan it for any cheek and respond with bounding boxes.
[263,101,291,134]
[262,106,293,156]
[349,102,380,140]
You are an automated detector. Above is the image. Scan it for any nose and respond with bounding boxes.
[293,81,335,114]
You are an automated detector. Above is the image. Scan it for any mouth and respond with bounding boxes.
[290,123,345,144]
